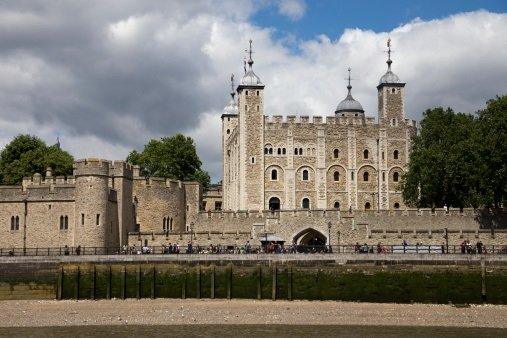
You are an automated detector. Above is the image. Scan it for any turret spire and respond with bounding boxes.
[247,39,254,68]
[230,73,235,100]
[386,37,393,71]
[239,39,262,86]
[346,67,352,95]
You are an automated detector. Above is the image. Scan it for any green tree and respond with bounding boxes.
[0,135,74,185]
[476,95,507,207]
[127,134,210,188]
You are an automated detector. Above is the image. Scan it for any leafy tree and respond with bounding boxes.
[127,134,210,188]
[0,135,74,185]
[402,95,507,208]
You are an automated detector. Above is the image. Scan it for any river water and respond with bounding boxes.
[0,325,505,337]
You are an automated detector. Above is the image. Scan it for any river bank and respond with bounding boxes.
[0,299,506,328]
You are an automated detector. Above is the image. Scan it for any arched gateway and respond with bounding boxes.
[292,228,327,252]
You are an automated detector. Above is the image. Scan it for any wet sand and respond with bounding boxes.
[0,299,505,328]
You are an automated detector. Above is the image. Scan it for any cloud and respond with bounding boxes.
[277,0,307,21]
[0,3,505,183]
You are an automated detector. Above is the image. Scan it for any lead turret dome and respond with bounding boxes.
[335,68,364,116]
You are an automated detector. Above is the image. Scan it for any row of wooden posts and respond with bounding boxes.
[56,263,293,301]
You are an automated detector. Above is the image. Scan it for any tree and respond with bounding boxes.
[0,135,74,185]
[401,95,507,208]
[127,134,210,188]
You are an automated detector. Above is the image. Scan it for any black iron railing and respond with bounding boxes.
[0,243,506,257]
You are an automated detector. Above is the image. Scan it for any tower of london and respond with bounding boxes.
[222,39,416,212]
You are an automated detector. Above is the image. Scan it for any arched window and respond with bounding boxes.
[334,201,340,210]
[226,129,230,134]
[269,148,273,155]
[392,88,396,93]
[169,218,173,231]
[363,149,369,159]
[269,197,281,211]
[294,148,298,155]
[393,172,399,182]
[394,202,400,209]
[302,198,310,209]
[382,172,385,181]
[277,148,281,155]
[59,216,64,230]
[393,150,399,159]
[351,171,354,181]
[365,202,371,210]
[264,148,268,155]
[282,148,286,155]
[299,148,303,155]
[333,149,339,158]
[333,171,340,182]
[64,216,68,230]
[363,171,369,182]
[302,169,309,181]
[271,169,278,181]
[163,217,166,231]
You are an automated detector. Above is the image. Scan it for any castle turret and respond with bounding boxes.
[73,159,115,248]
[335,68,365,118]
[237,40,265,210]
[111,161,134,246]
[222,74,239,210]
[377,38,406,126]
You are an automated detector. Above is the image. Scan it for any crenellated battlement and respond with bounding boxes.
[263,114,378,128]
[74,158,111,177]
[134,176,184,191]
[111,160,134,179]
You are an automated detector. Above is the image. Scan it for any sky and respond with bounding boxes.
[0,0,506,182]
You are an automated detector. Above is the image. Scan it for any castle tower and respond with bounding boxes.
[237,40,265,210]
[335,68,365,118]
[111,161,134,246]
[222,74,239,210]
[73,159,116,248]
[377,38,406,125]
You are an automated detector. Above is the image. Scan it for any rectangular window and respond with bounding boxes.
[81,213,85,225]
[96,214,100,226]
[202,201,207,210]
[215,201,222,211]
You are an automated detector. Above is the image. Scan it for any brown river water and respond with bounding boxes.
[0,325,505,337]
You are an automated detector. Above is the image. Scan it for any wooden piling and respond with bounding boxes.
[181,269,186,299]
[121,266,126,300]
[272,263,277,301]
[481,259,487,302]
[227,263,232,300]
[196,265,201,299]
[91,265,96,300]
[136,266,141,299]
[75,266,80,300]
[57,265,63,300]
[210,265,215,299]
[106,265,112,300]
[257,264,262,300]
[151,265,156,299]
[287,265,292,301]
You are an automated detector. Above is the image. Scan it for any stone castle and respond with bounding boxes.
[0,40,505,251]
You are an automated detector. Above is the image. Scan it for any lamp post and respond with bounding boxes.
[327,222,332,253]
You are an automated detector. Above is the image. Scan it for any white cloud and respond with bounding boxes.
[277,0,307,21]
[0,3,506,183]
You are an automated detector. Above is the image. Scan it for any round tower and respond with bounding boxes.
[73,158,111,249]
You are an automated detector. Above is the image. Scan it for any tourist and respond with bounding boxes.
[477,241,483,254]
[441,242,446,254]
[64,245,69,256]
[187,242,193,254]
[75,245,81,256]
[354,242,360,253]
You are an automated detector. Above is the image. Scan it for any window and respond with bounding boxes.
[277,148,281,155]
[382,172,385,182]
[245,90,249,95]
[351,171,354,181]
[169,218,173,231]
[302,198,310,209]
[268,148,273,155]
[334,201,340,209]
[299,148,303,155]
[81,213,85,225]
[271,169,278,181]
[363,171,369,182]
[269,197,281,211]
[256,90,259,96]
[393,172,399,182]
[226,129,230,134]
[393,150,399,159]
[96,214,100,226]
[365,202,371,210]
[302,169,309,181]
[394,202,400,209]
[163,217,167,231]
[333,149,339,158]
[202,201,207,210]
[264,148,268,154]
[60,215,68,230]
[294,148,298,155]
[10,216,19,231]
[257,105,259,112]
[48,204,51,210]
[363,149,369,159]
[392,88,396,93]
[382,152,385,160]
[333,171,340,182]
[251,157,255,164]
[214,201,222,211]
[282,148,286,155]
[227,150,231,156]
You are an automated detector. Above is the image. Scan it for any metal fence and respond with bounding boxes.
[1,243,506,257]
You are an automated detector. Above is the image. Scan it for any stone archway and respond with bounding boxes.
[269,197,280,211]
[293,228,327,252]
